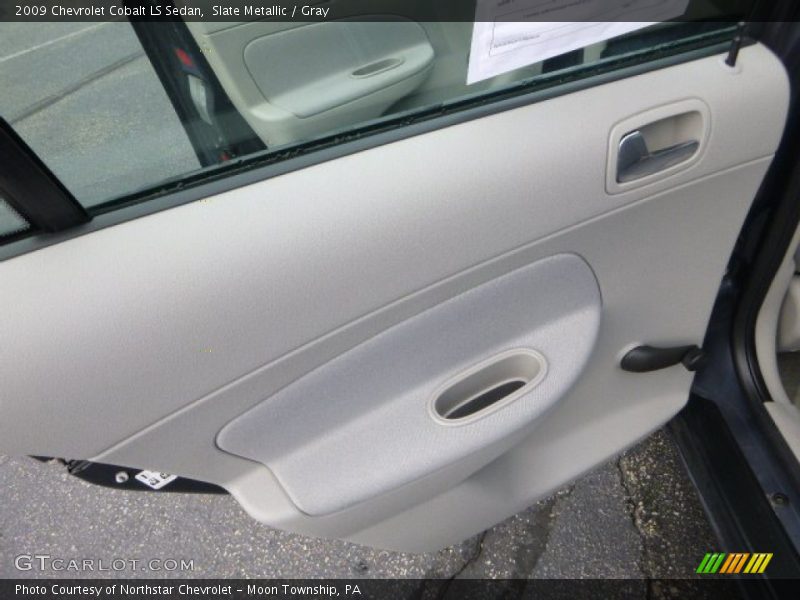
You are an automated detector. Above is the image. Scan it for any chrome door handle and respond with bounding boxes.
[617,130,699,183]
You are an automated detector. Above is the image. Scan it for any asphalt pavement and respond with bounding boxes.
[1,430,721,590]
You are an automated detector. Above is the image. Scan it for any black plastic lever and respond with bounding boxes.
[620,345,705,373]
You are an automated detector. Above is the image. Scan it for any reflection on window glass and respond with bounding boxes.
[0,22,200,208]
[0,196,29,237]
[0,7,743,214]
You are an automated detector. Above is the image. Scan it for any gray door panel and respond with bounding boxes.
[0,44,788,550]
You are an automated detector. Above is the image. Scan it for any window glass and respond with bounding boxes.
[0,196,30,237]
[0,2,750,218]
[0,21,199,208]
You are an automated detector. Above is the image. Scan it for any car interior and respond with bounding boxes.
[756,232,800,461]
[2,1,799,555]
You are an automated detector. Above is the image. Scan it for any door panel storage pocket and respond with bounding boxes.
[217,253,601,516]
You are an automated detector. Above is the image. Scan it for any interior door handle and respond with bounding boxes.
[617,130,699,183]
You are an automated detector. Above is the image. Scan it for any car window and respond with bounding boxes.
[0,0,753,242]
[0,21,200,208]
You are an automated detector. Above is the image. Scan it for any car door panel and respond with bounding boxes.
[218,253,601,516]
[0,44,788,550]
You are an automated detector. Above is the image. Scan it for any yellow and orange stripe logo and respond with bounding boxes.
[696,552,773,574]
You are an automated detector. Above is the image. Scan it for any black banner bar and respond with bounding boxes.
[0,578,774,600]
[0,0,762,23]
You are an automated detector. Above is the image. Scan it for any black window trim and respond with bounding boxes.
[0,119,90,237]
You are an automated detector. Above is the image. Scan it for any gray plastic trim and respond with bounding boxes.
[0,44,788,551]
[217,254,600,515]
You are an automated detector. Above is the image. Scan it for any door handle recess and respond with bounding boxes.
[617,130,699,183]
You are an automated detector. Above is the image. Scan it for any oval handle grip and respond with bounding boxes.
[621,345,705,373]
